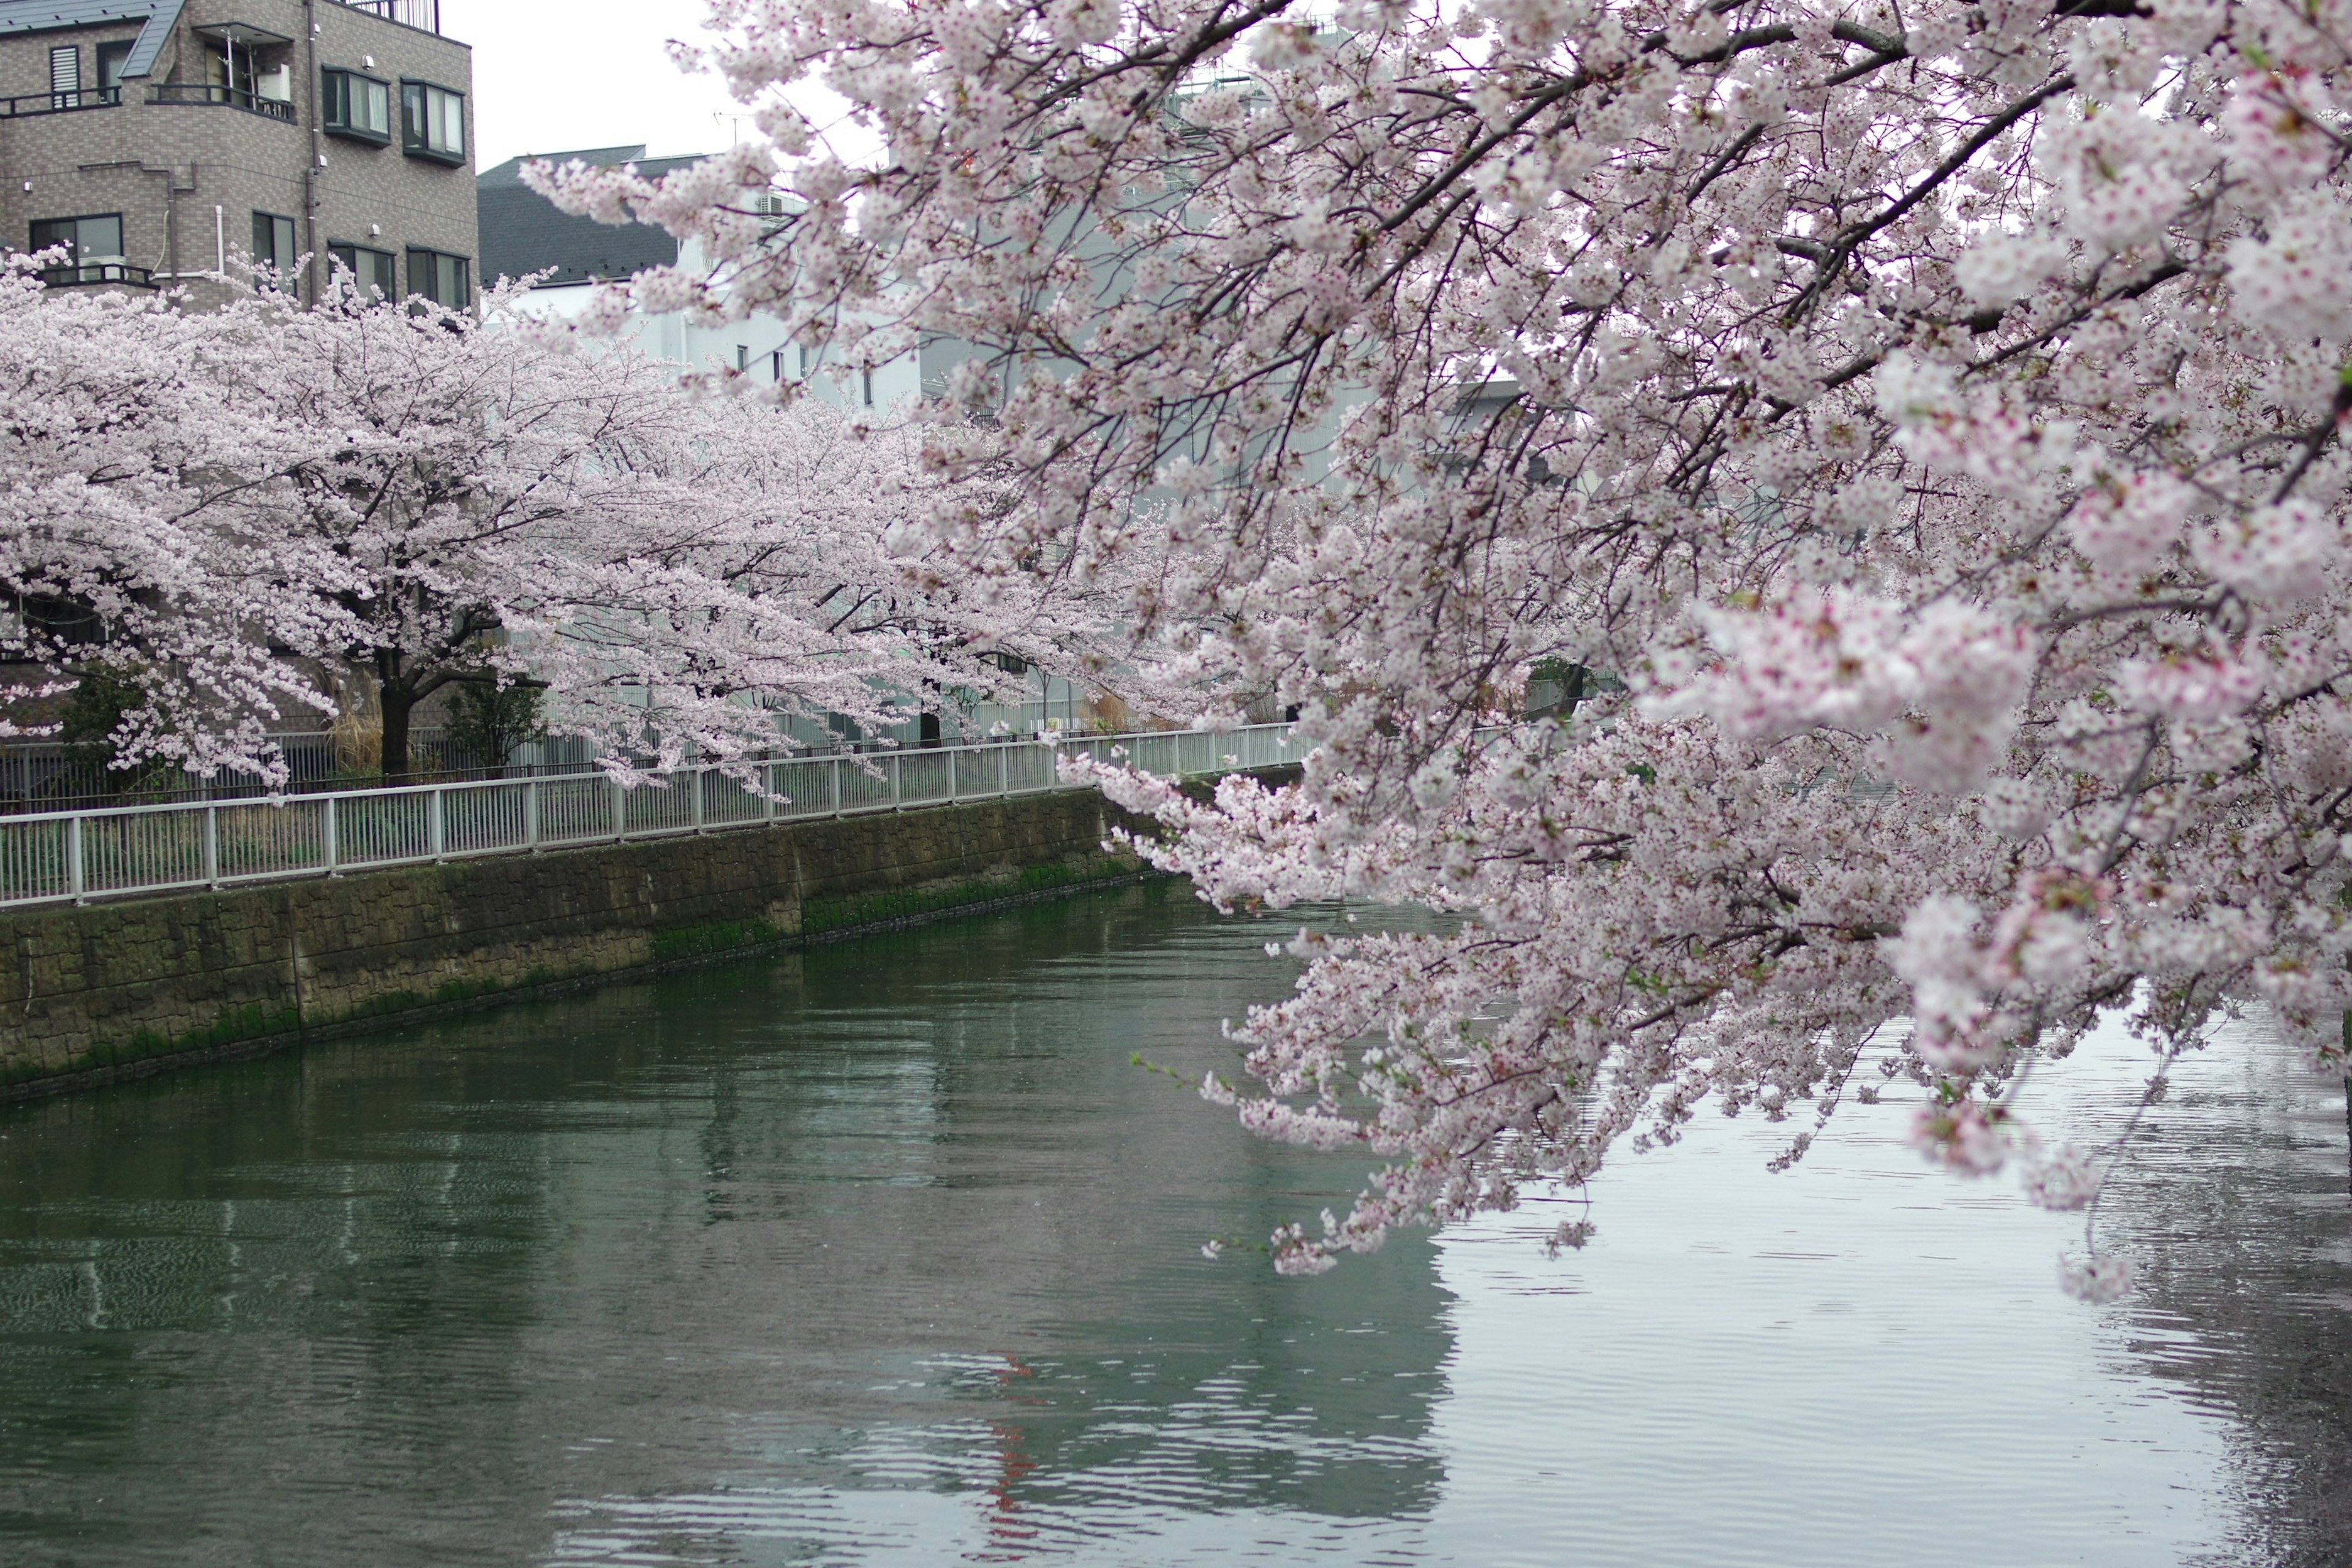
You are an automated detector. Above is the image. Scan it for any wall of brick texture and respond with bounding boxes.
[0,790,1155,1095]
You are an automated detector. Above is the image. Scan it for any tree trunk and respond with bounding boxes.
[380,684,415,786]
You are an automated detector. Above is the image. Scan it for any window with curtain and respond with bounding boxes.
[328,243,396,300]
[405,248,469,308]
[399,80,464,163]
[322,69,391,142]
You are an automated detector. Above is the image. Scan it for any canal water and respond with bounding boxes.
[0,882,2345,1566]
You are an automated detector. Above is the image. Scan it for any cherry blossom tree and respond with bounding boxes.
[0,258,327,781]
[193,279,1121,783]
[535,0,2352,1289]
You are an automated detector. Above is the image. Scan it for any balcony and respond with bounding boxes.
[146,83,295,121]
[0,87,120,119]
[41,262,157,289]
[337,0,443,33]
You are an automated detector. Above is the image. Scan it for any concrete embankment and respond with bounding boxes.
[0,788,1169,1100]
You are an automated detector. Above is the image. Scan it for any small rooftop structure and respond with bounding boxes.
[477,145,706,290]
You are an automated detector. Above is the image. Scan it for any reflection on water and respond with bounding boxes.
[0,881,2342,1566]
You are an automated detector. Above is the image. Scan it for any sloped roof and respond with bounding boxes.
[476,145,707,288]
[0,0,182,76]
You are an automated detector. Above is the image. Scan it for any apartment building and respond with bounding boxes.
[478,143,973,409]
[0,0,475,303]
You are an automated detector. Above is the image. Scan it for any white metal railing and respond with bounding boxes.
[0,724,1307,910]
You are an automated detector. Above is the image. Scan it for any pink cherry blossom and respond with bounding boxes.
[481,0,2352,1292]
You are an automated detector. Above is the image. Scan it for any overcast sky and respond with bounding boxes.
[448,0,745,172]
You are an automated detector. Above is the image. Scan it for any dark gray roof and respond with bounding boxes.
[0,0,181,75]
[477,146,707,289]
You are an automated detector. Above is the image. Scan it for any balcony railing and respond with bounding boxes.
[0,86,119,118]
[146,83,296,121]
[0,723,1308,908]
[40,262,156,289]
[337,0,441,32]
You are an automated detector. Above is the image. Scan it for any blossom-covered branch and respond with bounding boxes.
[542,0,2352,1291]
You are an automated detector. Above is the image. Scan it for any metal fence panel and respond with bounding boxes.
[897,752,952,805]
[0,817,69,902]
[445,783,528,855]
[1005,744,1056,791]
[537,776,616,846]
[1131,734,1182,778]
[771,759,836,820]
[715,772,771,827]
[339,791,433,866]
[837,757,895,814]
[80,809,206,895]
[952,748,1000,800]
[216,800,327,883]
[0,724,1303,908]
[624,775,695,835]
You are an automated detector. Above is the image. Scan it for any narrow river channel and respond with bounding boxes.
[0,882,2345,1566]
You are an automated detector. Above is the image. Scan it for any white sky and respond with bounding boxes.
[447,0,745,171]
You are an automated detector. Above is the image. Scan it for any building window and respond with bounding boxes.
[768,349,785,382]
[48,45,78,108]
[96,40,131,102]
[328,242,396,300]
[251,211,298,280]
[399,80,464,164]
[28,213,140,285]
[322,68,391,143]
[861,364,873,406]
[30,213,124,274]
[406,247,469,308]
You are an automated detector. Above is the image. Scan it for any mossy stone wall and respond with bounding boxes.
[0,790,1152,1097]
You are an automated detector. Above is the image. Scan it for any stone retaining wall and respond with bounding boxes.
[0,789,1159,1098]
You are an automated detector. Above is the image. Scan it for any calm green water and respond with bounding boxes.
[0,883,2344,1566]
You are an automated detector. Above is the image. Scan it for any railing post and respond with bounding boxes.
[203,804,219,888]
[889,753,903,810]
[611,775,625,840]
[832,756,845,818]
[66,813,84,904]
[524,778,540,851]
[322,795,339,875]
[692,766,707,833]
[428,785,445,862]
[999,745,1009,797]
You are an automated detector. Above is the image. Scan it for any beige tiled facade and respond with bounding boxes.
[0,0,473,305]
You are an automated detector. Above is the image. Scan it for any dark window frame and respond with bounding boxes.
[251,209,298,281]
[29,212,124,264]
[320,66,391,144]
[326,241,396,300]
[398,77,464,164]
[94,40,132,101]
[405,246,469,309]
